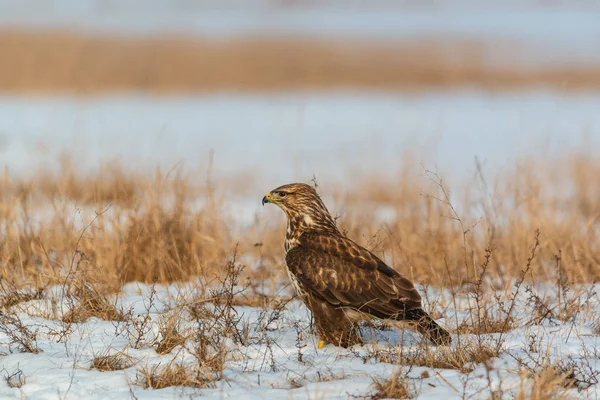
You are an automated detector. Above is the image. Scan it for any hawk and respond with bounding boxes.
[262,182,451,348]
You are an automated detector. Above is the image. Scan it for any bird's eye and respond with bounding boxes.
[278,191,287,197]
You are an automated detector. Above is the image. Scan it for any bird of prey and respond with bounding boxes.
[262,182,451,348]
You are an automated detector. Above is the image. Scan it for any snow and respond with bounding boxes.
[2,90,600,184]
[1,281,599,399]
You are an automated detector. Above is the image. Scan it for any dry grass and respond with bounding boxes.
[1,151,599,296]
[370,369,414,399]
[0,168,596,396]
[92,353,135,372]
[1,30,600,93]
[0,160,229,287]
[455,314,513,335]
[4,369,26,389]
[336,155,600,288]
[366,339,500,373]
[0,281,43,309]
[3,150,597,399]
[154,323,188,355]
[136,305,228,390]
[62,272,128,323]
[417,343,499,372]
[516,366,573,400]
[23,155,141,207]
[0,312,41,354]
[137,363,211,389]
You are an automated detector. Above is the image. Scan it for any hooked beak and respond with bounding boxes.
[262,193,272,206]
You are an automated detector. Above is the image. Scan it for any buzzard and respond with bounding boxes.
[262,182,451,348]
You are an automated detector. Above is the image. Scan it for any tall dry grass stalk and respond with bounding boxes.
[1,152,599,293]
[334,154,600,288]
[1,158,231,288]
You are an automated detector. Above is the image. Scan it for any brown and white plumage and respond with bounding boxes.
[262,182,451,347]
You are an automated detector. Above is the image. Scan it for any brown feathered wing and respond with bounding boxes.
[285,232,451,345]
[285,232,422,320]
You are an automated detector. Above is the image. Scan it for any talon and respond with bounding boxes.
[318,339,324,349]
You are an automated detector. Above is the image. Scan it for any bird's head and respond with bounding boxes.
[262,182,317,211]
[262,182,339,233]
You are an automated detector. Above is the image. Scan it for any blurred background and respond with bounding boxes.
[1,0,600,191]
[2,1,600,287]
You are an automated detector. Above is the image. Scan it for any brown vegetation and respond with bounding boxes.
[1,151,599,292]
[92,353,135,372]
[4,369,26,389]
[61,276,128,323]
[1,156,597,398]
[136,363,210,389]
[370,369,413,399]
[1,30,600,93]
[364,338,499,373]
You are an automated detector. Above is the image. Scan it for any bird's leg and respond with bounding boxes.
[308,298,363,349]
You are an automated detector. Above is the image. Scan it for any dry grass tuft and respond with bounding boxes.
[63,286,127,323]
[92,353,135,372]
[0,159,232,288]
[370,369,414,399]
[115,195,221,283]
[137,360,220,389]
[0,282,44,310]
[62,259,127,323]
[455,312,514,335]
[516,366,573,400]
[0,312,41,354]
[31,155,140,206]
[517,353,600,392]
[137,363,204,389]
[154,324,188,355]
[366,339,500,373]
[410,342,499,372]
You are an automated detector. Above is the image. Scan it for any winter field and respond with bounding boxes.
[2,142,600,399]
[1,276,600,399]
[2,2,600,399]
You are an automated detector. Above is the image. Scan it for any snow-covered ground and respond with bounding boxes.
[1,280,598,399]
[2,90,600,184]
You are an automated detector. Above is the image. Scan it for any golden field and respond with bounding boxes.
[1,151,598,292]
[1,107,598,398]
[1,29,600,93]
[1,20,599,399]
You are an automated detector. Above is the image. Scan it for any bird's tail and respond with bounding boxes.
[406,308,452,346]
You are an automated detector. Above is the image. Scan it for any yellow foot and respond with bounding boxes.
[318,339,325,349]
